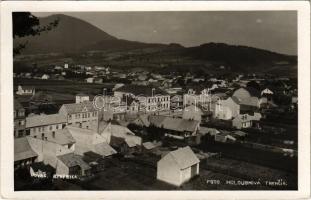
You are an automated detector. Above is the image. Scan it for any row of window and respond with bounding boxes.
[147,96,170,103]
[68,112,97,120]
[14,110,25,118]
[32,123,65,133]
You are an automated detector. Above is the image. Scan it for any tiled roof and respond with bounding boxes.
[14,137,38,161]
[149,115,199,133]
[115,85,168,96]
[61,101,97,114]
[94,143,117,157]
[26,113,67,128]
[166,146,200,170]
[57,153,91,170]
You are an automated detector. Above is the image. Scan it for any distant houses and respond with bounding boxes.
[114,85,170,112]
[16,85,35,96]
[157,146,200,186]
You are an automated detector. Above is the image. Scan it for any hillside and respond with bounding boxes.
[13,14,297,75]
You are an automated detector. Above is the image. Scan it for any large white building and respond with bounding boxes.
[183,88,211,110]
[114,85,170,112]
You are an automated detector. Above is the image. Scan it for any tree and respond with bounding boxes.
[246,80,261,91]
[13,12,59,56]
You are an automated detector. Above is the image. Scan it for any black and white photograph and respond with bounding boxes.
[0,1,310,199]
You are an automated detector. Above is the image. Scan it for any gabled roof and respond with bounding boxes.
[26,113,67,128]
[165,146,200,170]
[115,85,168,96]
[149,115,199,133]
[60,101,97,114]
[14,137,38,161]
[57,153,91,170]
[94,143,117,157]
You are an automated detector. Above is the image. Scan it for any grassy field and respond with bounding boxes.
[14,78,115,106]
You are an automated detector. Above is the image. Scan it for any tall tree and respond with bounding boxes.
[13,12,59,56]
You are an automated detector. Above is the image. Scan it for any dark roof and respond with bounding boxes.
[14,137,38,161]
[31,162,55,173]
[115,85,168,96]
[149,115,199,133]
[61,101,97,114]
[244,87,261,98]
[57,153,91,170]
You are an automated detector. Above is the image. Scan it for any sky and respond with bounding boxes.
[33,11,297,55]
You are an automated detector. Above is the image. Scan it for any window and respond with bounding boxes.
[68,115,72,120]
[88,113,90,118]
[49,126,52,130]
[56,124,59,129]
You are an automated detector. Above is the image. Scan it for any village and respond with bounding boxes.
[14,62,298,190]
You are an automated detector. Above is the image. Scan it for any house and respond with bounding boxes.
[16,85,35,96]
[30,162,55,179]
[213,96,240,120]
[142,141,162,151]
[232,87,261,108]
[183,88,211,109]
[41,74,50,80]
[232,113,261,129]
[65,126,116,158]
[56,153,92,177]
[214,131,236,143]
[170,94,183,110]
[94,78,104,84]
[58,101,99,131]
[14,137,38,170]
[149,115,200,141]
[26,129,80,176]
[114,85,170,112]
[182,105,203,122]
[75,93,90,104]
[157,146,200,186]
[26,113,67,136]
[14,99,26,138]
[261,88,274,96]
[99,122,142,154]
[86,77,94,83]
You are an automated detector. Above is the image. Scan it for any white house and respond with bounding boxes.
[114,85,170,112]
[75,93,90,104]
[261,88,274,96]
[16,85,35,96]
[41,74,50,80]
[214,96,240,120]
[157,146,200,186]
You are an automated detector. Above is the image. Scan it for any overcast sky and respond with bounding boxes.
[33,11,297,55]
